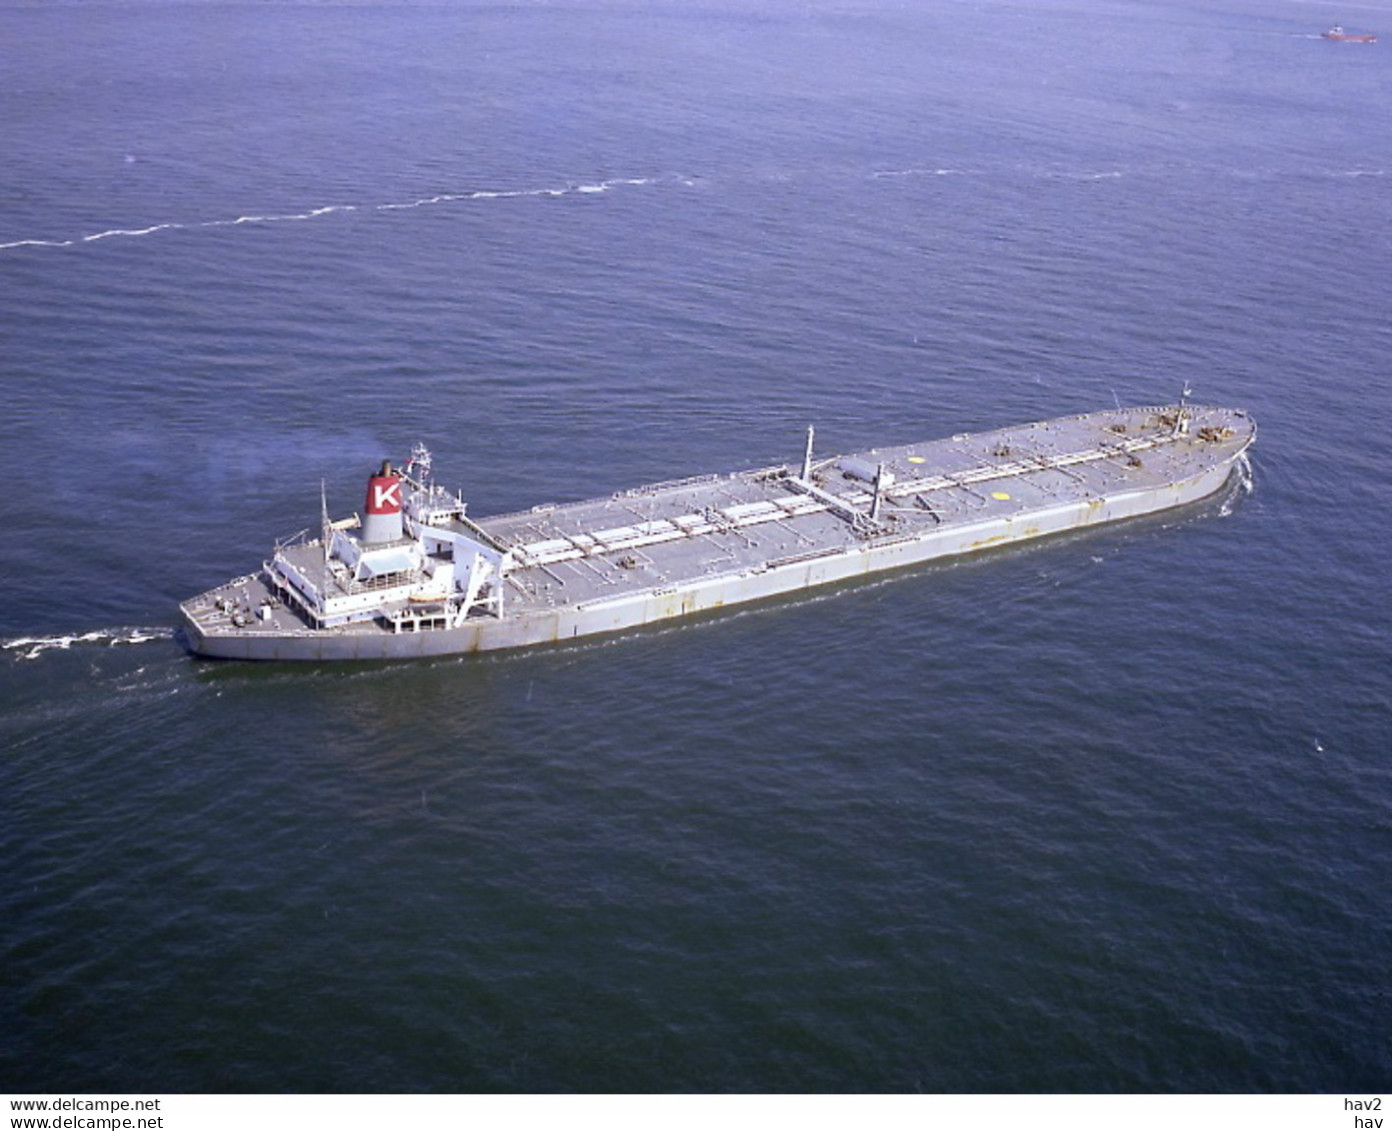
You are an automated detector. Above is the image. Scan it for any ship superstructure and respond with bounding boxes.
[180,403,1255,661]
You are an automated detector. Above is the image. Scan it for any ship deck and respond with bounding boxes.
[480,405,1253,615]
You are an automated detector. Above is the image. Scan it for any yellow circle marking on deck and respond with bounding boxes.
[991,491,1011,500]
[907,456,926,464]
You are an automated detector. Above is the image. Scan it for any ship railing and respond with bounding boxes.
[616,472,723,499]
[332,568,425,597]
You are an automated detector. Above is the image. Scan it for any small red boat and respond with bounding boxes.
[1322,25,1377,42]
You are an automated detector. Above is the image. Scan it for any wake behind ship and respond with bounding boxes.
[179,402,1255,661]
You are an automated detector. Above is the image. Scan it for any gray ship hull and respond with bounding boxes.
[180,405,1255,662]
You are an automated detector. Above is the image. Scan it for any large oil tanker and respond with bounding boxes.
[179,400,1255,661]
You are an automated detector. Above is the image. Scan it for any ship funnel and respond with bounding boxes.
[361,460,404,544]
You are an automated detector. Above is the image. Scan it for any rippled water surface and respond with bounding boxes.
[2,0,1389,1093]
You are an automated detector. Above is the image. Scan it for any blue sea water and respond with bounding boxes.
[1,0,1390,1093]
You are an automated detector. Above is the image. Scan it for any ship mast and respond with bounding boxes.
[318,481,329,573]
[1175,382,1193,436]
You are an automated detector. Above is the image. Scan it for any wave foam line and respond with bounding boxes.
[0,177,660,253]
[872,168,968,178]
[3,626,173,660]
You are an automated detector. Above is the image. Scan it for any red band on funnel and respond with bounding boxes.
[366,475,402,515]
